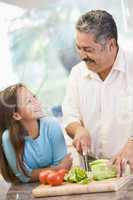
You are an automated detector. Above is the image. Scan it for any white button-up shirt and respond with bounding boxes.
[62,47,133,159]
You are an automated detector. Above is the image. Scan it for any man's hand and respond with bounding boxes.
[73,126,91,155]
[110,140,133,177]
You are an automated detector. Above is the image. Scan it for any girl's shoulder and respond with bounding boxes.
[40,117,62,138]
[40,116,60,127]
[2,129,9,144]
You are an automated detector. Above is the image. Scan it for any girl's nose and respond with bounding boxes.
[33,98,41,106]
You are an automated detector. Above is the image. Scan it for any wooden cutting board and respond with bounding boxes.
[32,176,133,198]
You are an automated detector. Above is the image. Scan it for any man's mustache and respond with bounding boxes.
[83,58,95,64]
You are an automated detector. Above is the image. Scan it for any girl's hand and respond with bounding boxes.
[59,153,73,171]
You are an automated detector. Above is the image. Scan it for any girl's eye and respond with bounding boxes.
[33,95,36,98]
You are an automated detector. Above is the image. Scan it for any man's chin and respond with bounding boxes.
[86,62,97,71]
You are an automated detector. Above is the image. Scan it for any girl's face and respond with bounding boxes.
[14,86,44,121]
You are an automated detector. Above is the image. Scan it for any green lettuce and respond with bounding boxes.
[89,159,117,180]
[64,166,92,184]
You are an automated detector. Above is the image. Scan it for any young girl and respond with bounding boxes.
[0,83,72,184]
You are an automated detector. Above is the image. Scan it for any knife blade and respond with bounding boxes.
[82,154,89,172]
[82,153,96,171]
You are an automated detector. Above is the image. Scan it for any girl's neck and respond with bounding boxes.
[21,119,39,139]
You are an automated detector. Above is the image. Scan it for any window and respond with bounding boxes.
[0,0,133,116]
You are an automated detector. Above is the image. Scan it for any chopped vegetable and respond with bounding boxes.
[64,166,92,184]
[47,171,64,186]
[79,178,90,184]
[39,170,54,184]
[89,159,109,167]
[89,159,117,180]
[39,168,67,186]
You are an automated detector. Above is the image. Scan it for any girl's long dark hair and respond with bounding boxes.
[0,83,30,183]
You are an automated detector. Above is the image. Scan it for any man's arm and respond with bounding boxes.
[65,122,91,155]
[62,68,91,155]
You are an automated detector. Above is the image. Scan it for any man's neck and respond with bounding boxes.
[98,46,118,81]
[98,66,113,81]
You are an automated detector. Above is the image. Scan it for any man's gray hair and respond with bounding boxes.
[76,10,118,46]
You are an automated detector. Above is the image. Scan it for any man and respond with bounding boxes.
[62,10,133,177]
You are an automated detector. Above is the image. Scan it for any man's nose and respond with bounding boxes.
[79,49,88,60]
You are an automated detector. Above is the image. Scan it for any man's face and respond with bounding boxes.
[76,31,114,74]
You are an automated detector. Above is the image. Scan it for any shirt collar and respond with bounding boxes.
[81,46,126,79]
[81,62,97,79]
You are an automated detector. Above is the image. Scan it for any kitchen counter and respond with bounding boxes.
[0,178,133,200]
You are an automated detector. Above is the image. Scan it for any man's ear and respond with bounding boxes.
[13,112,22,121]
[108,38,117,51]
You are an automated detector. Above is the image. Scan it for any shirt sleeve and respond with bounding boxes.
[48,118,67,165]
[2,130,32,183]
[62,68,82,128]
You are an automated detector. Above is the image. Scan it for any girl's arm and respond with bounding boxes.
[30,118,73,182]
[2,119,73,183]
[30,153,72,182]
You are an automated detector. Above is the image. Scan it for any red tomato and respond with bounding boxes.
[47,171,64,186]
[57,169,66,178]
[39,170,54,184]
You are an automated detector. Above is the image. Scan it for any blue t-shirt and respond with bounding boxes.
[24,117,67,170]
[2,117,67,182]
